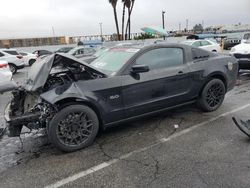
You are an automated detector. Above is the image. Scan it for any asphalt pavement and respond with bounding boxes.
[0,67,250,188]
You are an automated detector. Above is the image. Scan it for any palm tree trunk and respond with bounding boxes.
[113,7,120,41]
[121,3,126,40]
[125,9,130,40]
[125,0,135,40]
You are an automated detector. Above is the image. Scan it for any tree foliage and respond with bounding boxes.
[108,0,135,41]
[193,24,204,34]
[134,33,155,40]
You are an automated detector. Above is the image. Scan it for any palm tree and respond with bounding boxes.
[122,0,130,40]
[121,0,127,40]
[125,0,135,40]
[109,0,121,40]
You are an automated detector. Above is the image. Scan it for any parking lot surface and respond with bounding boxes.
[1,67,250,188]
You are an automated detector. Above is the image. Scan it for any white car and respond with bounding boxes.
[0,60,12,82]
[181,39,221,52]
[0,49,25,74]
[230,40,250,70]
[19,52,37,66]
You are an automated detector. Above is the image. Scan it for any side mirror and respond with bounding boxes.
[131,64,149,74]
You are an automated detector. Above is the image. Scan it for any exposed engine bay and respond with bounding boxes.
[5,54,105,137]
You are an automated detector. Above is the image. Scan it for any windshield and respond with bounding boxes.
[90,48,138,75]
[181,41,194,46]
[4,50,19,55]
[93,47,108,57]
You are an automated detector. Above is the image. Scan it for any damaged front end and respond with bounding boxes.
[3,53,106,137]
[5,88,56,137]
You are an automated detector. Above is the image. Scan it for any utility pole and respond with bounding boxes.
[52,26,55,37]
[186,19,189,32]
[179,22,181,33]
[52,26,56,44]
[162,11,166,40]
[99,23,103,41]
[202,20,204,33]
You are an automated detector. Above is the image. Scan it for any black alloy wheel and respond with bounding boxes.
[206,83,225,108]
[48,105,99,152]
[198,79,226,112]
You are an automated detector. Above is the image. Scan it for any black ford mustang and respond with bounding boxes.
[1,44,238,152]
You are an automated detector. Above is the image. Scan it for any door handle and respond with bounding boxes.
[177,71,184,75]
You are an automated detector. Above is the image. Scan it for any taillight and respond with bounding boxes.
[16,55,23,59]
[0,63,8,68]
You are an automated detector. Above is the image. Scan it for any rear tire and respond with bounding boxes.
[198,79,226,112]
[9,64,17,74]
[48,105,99,152]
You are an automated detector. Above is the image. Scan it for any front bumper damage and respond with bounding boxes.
[4,88,55,137]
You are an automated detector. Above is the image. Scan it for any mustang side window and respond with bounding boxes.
[135,48,184,70]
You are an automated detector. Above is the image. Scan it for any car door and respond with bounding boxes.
[200,40,213,51]
[121,47,192,118]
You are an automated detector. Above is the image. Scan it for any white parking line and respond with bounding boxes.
[43,103,250,188]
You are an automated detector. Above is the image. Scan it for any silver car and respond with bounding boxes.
[67,46,96,58]
[0,49,25,74]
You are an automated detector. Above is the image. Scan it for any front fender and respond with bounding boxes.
[40,82,106,122]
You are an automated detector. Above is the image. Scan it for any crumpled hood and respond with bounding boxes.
[24,53,106,91]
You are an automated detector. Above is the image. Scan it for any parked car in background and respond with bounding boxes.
[0,60,12,82]
[33,50,53,58]
[0,49,25,74]
[19,52,37,66]
[67,46,96,58]
[241,33,250,44]
[223,37,241,50]
[1,44,238,152]
[79,46,109,63]
[55,47,74,53]
[181,39,221,52]
[230,39,250,70]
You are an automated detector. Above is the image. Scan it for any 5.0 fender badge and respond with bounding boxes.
[110,95,120,100]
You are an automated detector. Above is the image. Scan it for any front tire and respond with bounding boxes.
[29,59,36,66]
[198,79,226,112]
[48,105,99,152]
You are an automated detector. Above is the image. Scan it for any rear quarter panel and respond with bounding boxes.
[202,55,238,91]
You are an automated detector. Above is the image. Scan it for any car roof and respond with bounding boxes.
[73,46,93,50]
[0,48,18,51]
[109,43,191,51]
